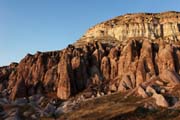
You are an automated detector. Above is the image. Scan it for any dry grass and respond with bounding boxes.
[58,92,180,120]
[58,92,142,120]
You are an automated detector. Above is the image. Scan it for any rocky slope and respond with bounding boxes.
[1,11,180,119]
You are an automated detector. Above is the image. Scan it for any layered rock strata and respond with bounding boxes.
[79,11,180,44]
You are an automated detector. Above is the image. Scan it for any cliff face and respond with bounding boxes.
[1,39,180,102]
[1,11,180,107]
[5,51,60,99]
[78,11,180,45]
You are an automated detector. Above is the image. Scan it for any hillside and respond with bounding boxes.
[1,11,180,119]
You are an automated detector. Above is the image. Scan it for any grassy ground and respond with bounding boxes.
[58,92,180,120]
[58,92,141,120]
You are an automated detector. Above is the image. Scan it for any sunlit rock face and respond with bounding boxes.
[3,39,180,101]
[78,11,180,45]
[2,11,180,103]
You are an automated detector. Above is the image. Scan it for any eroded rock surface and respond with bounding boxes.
[77,11,180,45]
[1,12,180,113]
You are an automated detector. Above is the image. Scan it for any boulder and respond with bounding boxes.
[152,93,169,107]
[146,85,169,107]
[13,98,28,105]
[146,86,156,95]
[4,108,21,120]
[44,103,56,117]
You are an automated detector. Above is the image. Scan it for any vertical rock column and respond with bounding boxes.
[136,40,155,86]
[57,52,74,100]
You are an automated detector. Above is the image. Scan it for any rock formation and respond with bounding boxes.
[2,12,180,119]
[78,11,180,44]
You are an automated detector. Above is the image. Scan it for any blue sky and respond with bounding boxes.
[1,0,180,66]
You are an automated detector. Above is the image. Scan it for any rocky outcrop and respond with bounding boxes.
[1,12,180,110]
[0,63,18,91]
[7,52,60,100]
[2,36,180,102]
[57,51,72,100]
[78,11,180,45]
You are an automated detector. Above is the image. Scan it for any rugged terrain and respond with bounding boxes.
[1,11,180,119]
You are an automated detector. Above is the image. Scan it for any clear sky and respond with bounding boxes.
[1,0,180,66]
